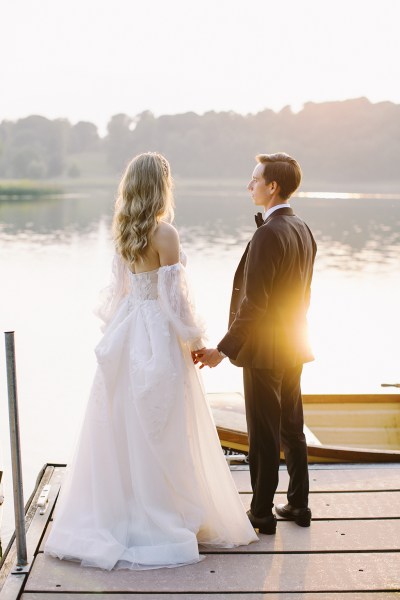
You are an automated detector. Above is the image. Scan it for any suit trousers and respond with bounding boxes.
[243,365,309,517]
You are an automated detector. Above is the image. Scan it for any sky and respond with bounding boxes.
[2,0,400,134]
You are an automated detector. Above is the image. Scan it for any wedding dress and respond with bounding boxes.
[44,252,257,570]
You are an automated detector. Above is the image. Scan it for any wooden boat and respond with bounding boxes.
[208,392,400,463]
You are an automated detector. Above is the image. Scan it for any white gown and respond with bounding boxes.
[44,253,257,570]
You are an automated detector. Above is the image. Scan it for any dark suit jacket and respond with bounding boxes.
[218,207,317,369]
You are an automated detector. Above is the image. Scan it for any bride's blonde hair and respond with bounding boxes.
[112,152,174,266]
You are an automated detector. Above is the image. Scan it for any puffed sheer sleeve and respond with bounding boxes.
[158,263,206,351]
[94,253,130,331]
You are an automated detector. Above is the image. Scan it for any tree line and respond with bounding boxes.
[0,97,399,186]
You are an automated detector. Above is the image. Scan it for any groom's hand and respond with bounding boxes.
[197,348,224,369]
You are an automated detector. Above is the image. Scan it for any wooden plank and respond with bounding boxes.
[20,593,400,600]
[25,467,63,565]
[0,465,54,593]
[212,407,246,432]
[40,468,400,551]
[0,575,27,600]
[232,466,400,493]
[305,444,400,464]
[36,469,400,552]
[25,552,400,593]
[208,392,400,406]
[39,518,400,555]
[218,428,400,462]
[303,394,400,404]
[0,466,65,599]
[304,405,400,428]
[201,519,400,553]
[47,467,400,514]
[308,428,400,449]
[240,491,400,520]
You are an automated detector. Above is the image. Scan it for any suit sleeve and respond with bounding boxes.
[304,229,317,311]
[218,228,282,359]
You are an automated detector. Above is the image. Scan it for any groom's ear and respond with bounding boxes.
[270,180,279,193]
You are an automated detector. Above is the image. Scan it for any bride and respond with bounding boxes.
[44,152,258,570]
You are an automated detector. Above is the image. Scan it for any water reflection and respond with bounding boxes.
[176,189,400,272]
[295,197,400,272]
[1,186,399,275]
[0,191,114,240]
[1,183,398,400]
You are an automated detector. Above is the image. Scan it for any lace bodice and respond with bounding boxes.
[96,255,206,351]
[128,269,159,304]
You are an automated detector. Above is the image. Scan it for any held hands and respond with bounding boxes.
[191,347,224,369]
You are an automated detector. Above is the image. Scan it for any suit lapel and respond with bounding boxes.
[234,241,250,283]
[233,207,294,286]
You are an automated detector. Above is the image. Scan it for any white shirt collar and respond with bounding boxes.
[263,203,290,221]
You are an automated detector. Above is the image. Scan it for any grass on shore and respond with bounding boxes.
[0,180,63,198]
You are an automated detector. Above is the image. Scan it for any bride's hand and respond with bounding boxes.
[191,347,206,365]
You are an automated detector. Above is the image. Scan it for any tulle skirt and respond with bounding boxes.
[44,297,257,570]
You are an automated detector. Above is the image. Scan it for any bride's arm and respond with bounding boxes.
[94,252,130,331]
[155,224,206,351]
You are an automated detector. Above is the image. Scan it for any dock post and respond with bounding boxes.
[4,331,28,568]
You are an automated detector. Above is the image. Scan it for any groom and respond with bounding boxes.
[197,153,317,534]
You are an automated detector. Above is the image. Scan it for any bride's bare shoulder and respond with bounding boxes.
[153,222,179,245]
[153,221,180,263]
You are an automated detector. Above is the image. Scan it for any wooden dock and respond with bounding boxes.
[1,463,400,598]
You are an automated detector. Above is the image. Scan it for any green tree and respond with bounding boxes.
[106,114,134,171]
[68,121,100,153]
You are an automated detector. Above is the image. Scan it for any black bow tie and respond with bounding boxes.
[255,212,264,228]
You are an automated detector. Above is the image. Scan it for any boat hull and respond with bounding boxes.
[209,393,400,464]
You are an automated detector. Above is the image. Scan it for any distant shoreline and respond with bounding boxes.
[1,177,400,200]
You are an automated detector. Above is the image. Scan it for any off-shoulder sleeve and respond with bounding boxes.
[158,263,206,351]
[94,253,130,331]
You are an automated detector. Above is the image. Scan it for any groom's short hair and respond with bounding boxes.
[256,153,302,200]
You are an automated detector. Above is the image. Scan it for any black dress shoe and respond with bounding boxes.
[246,510,276,534]
[275,503,312,527]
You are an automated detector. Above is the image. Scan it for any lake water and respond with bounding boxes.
[1,180,400,545]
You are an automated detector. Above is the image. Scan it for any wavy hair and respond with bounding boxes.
[112,152,174,266]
